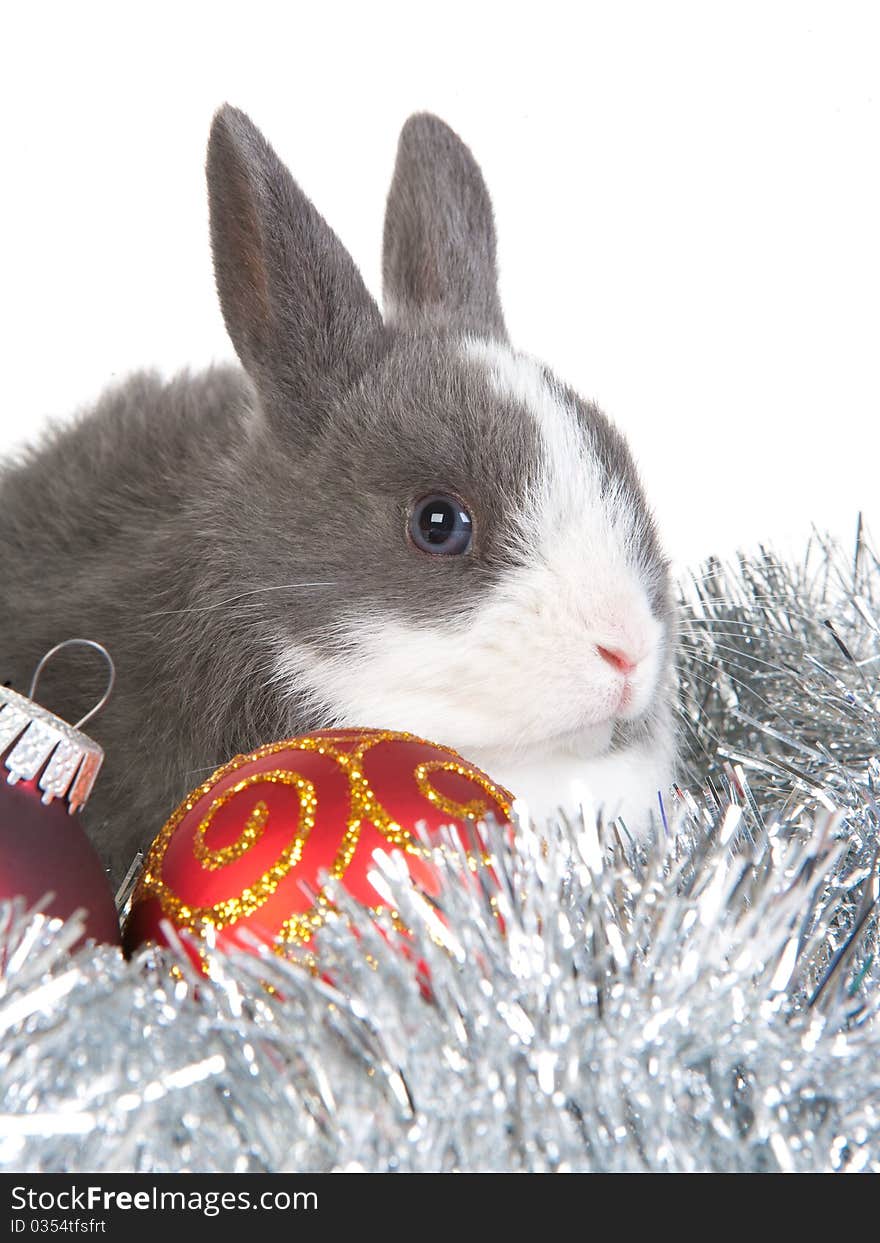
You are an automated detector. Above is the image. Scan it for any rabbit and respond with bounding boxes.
[0,106,677,885]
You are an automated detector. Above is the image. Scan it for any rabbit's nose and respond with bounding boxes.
[597,645,638,676]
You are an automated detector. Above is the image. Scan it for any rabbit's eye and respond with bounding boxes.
[409,494,473,555]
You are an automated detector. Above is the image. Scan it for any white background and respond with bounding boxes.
[2,1,878,572]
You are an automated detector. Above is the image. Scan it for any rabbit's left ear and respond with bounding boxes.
[382,114,507,341]
[207,105,383,413]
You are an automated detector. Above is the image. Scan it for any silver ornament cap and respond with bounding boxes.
[0,639,115,813]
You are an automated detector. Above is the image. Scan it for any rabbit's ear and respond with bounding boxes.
[207,105,383,407]
[382,114,507,340]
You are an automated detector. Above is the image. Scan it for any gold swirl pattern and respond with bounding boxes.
[414,759,495,820]
[135,769,317,934]
[193,784,270,870]
[129,729,512,951]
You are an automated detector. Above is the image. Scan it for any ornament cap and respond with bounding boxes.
[0,639,114,812]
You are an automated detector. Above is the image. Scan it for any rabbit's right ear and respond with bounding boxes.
[207,106,383,413]
[383,114,507,341]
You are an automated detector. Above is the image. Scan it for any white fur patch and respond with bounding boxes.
[469,729,674,839]
[461,336,641,580]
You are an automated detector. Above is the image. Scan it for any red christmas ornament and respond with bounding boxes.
[124,729,512,967]
[0,640,121,948]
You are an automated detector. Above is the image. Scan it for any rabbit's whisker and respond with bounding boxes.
[137,581,337,619]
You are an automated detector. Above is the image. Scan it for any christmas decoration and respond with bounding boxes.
[124,728,512,964]
[0,640,120,948]
[1,529,879,1173]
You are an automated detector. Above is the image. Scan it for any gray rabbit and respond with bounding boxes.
[0,107,677,883]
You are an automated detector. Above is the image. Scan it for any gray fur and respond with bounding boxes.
[383,114,507,339]
[0,106,672,883]
[208,107,385,425]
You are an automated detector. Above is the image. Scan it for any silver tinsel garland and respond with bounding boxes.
[2,529,879,1172]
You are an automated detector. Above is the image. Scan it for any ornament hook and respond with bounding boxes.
[28,638,116,730]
